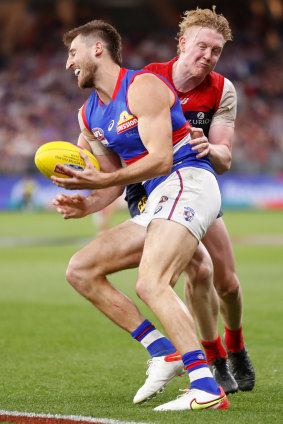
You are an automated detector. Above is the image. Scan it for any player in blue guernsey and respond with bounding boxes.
[51,20,229,411]
[80,68,214,197]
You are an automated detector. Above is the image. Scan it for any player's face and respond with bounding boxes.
[179,26,225,78]
[66,35,97,88]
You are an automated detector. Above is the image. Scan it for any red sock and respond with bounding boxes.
[201,335,227,364]
[224,325,244,353]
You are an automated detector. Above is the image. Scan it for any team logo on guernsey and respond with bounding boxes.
[180,97,189,105]
[108,120,114,131]
[116,111,138,134]
[184,206,195,222]
[159,196,168,203]
[92,128,109,145]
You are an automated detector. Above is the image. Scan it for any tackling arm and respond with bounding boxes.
[207,78,236,174]
[189,78,236,175]
[206,125,233,174]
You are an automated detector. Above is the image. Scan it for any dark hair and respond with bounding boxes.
[63,20,122,66]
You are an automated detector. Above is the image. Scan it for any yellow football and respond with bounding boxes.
[34,141,100,179]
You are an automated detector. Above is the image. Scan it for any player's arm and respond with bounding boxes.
[77,132,123,176]
[122,73,174,182]
[206,125,233,174]
[188,125,232,174]
[78,132,125,209]
[207,78,237,174]
[189,78,236,175]
[53,132,124,219]
[77,108,124,176]
[52,185,124,219]
[100,73,174,185]
[51,74,174,190]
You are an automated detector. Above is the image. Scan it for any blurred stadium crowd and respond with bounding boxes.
[0,0,282,175]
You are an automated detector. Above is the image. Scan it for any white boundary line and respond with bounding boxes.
[0,410,154,424]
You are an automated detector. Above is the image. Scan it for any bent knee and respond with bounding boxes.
[136,277,162,305]
[184,259,213,289]
[214,272,241,298]
[197,261,213,285]
[135,278,149,303]
[66,253,85,289]
[66,253,100,296]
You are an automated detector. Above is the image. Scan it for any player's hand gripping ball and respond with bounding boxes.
[34,141,100,179]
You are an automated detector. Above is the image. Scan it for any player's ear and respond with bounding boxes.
[94,41,103,57]
[179,36,186,53]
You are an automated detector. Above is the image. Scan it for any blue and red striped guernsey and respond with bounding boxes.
[81,67,215,195]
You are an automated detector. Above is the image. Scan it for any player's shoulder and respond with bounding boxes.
[128,72,172,113]
[129,70,164,89]
[130,67,173,93]
[205,71,225,89]
[206,71,235,92]
[144,57,176,80]
[144,60,171,72]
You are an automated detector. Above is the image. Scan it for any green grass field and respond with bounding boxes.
[0,209,282,424]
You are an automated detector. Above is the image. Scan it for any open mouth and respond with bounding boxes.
[74,68,81,76]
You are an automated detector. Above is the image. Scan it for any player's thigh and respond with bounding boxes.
[139,218,199,284]
[202,217,236,276]
[75,220,146,274]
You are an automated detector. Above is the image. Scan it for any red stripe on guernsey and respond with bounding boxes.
[124,150,148,165]
[112,68,128,101]
[126,70,177,113]
[172,122,190,144]
[123,123,189,165]
[168,170,183,219]
[136,324,154,340]
[81,101,91,132]
[185,360,207,371]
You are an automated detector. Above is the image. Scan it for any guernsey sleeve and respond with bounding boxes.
[210,78,237,128]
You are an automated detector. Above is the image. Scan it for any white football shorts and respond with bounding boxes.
[131,167,221,241]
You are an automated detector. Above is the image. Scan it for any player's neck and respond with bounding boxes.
[172,60,205,92]
[95,63,121,105]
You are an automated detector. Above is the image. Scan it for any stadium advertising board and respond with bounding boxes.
[0,174,283,211]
